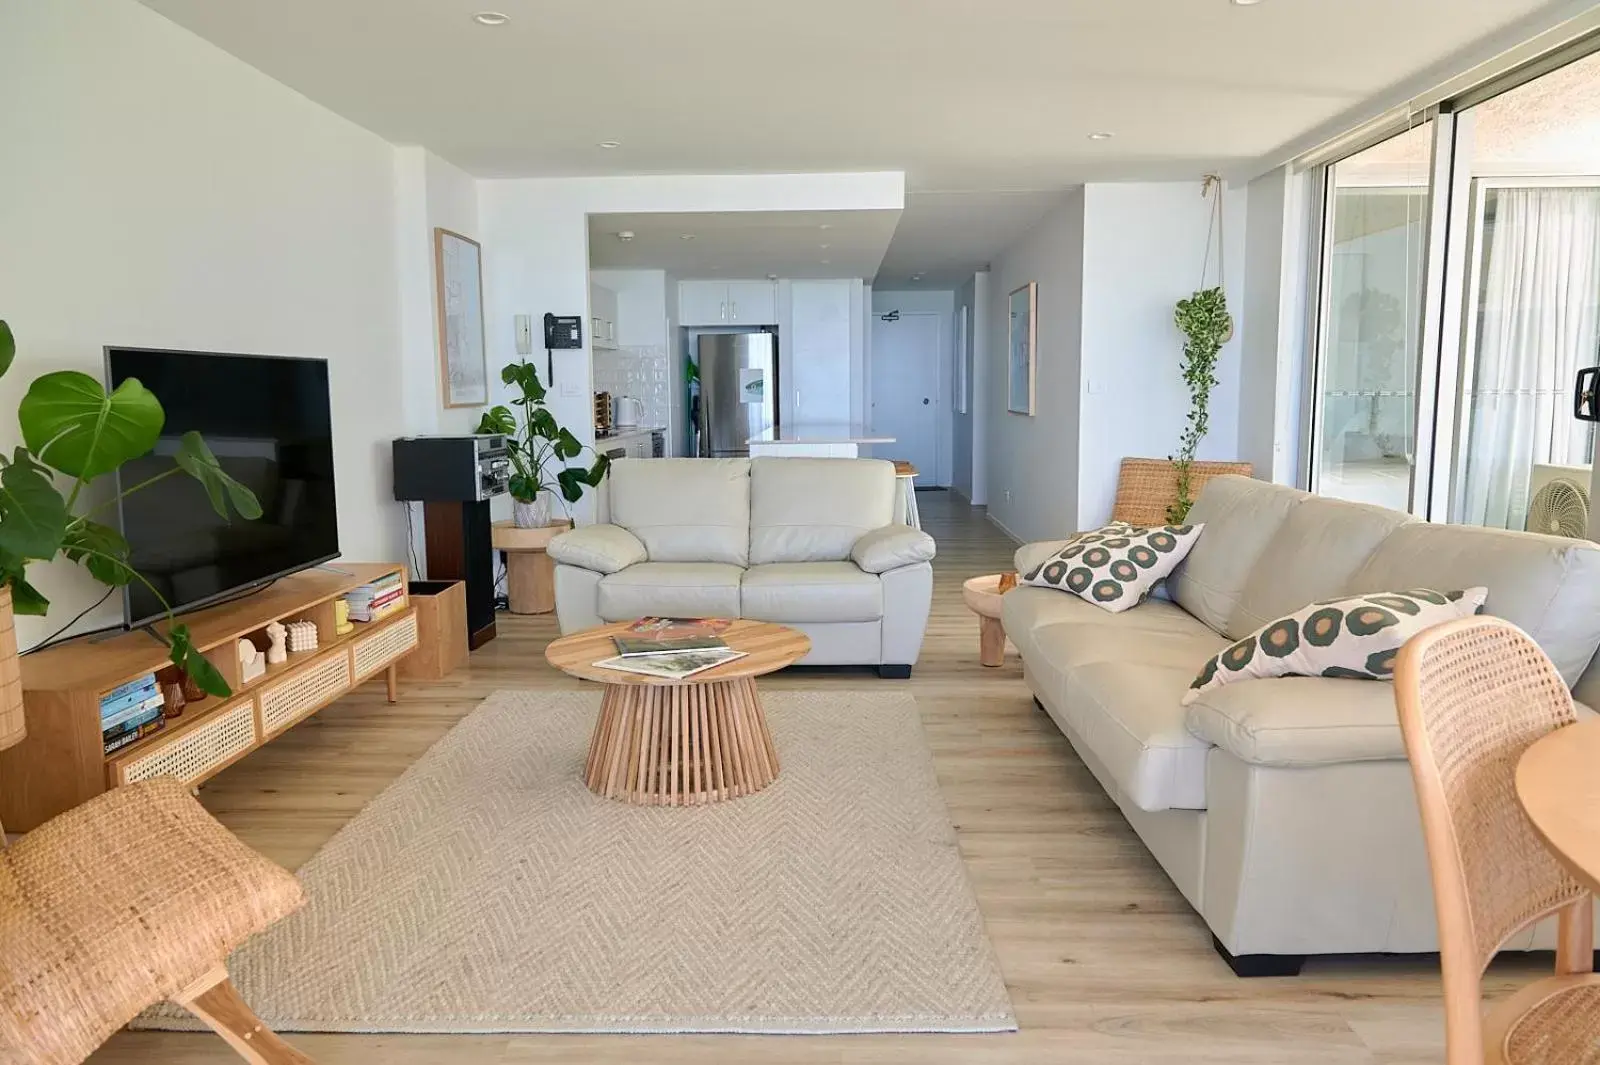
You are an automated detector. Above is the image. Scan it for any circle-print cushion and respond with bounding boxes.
[1181,587,1489,706]
[1019,521,1205,614]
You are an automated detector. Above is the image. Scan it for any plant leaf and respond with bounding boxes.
[62,520,136,586]
[168,624,232,697]
[19,371,164,480]
[552,428,581,461]
[0,459,68,561]
[5,573,49,615]
[174,432,263,520]
[0,321,14,381]
[476,406,516,436]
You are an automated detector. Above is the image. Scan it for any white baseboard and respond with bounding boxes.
[985,511,1024,545]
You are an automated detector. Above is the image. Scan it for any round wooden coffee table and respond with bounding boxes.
[545,620,810,806]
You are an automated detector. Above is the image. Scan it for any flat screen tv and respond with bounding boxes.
[105,347,340,628]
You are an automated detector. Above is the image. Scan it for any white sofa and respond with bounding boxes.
[549,457,936,675]
[1005,475,1600,975]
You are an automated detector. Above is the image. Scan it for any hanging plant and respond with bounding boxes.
[1167,176,1234,524]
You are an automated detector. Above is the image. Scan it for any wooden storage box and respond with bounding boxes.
[397,580,468,681]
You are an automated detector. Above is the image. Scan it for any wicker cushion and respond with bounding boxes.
[0,778,303,1064]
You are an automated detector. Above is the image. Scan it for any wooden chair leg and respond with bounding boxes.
[385,663,398,704]
[1556,897,1596,975]
[173,967,314,1065]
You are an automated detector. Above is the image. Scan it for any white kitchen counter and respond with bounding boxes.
[747,424,894,458]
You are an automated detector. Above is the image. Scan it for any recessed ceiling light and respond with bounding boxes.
[1231,0,1264,5]
[680,234,695,241]
[820,224,834,231]
[616,230,634,242]
[820,243,831,249]
[472,11,510,25]
[767,274,778,281]
[597,140,621,149]
[820,259,831,265]
[911,274,924,282]
[1088,131,1115,141]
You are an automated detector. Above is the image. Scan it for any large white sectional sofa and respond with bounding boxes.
[549,457,936,674]
[1005,475,1600,975]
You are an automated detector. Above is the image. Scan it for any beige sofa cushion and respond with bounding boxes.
[597,562,743,620]
[1167,476,1305,634]
[1348,523,1600,684]
[1228,497,1415,637]
[547,524,647,574]
[1184,676,1406,767]
[740,562,883,623]
[609,458,751,566]
[1063,662,1212,812]
[749,458,896,565]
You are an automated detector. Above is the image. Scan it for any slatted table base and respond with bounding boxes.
[583,676,779,805]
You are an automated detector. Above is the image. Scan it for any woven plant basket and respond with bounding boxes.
[0,586,23,750]
[1111,457,1253,527]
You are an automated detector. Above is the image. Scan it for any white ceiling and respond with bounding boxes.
[139,0,1569,283]
[588,209,901,280]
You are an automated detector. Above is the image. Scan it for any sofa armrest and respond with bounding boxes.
[1184,676,1408,768]
[547,524,647,575]
[851,524,936,574]
[1015,540,1074,575]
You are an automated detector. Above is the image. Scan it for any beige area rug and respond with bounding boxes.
[137,689,1016,1035]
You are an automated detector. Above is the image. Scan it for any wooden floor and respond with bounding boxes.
[90,491,1528,1064]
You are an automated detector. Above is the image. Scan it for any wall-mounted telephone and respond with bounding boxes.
[544,313,583,349]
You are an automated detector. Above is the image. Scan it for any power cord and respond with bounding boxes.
[22,587,117,655]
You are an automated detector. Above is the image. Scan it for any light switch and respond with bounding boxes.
[514,314,533,355]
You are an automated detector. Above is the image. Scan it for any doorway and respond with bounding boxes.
[869,311,943,484]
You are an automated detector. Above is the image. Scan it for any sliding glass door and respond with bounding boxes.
[1308,44,1600,540]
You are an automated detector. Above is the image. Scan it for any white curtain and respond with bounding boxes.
[1459,187,1600,530]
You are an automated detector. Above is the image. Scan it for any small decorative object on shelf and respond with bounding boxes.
[286,621,319,654]
[237,638,265,684]
[334,598,354,635]
[160,682,186,720]
[348,573,406,623]
[997,572,1018,594]
[265,620,287,664]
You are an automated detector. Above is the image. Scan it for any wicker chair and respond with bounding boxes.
[0,777,312,1064]
[1395,617,1600,1065]
[1111,457,1253,526]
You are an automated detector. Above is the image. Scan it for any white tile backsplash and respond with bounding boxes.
[594,344,671,429]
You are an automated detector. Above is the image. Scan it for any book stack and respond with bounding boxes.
[101,673,166,755]
[347,573,404,623]
[595,617,747,679]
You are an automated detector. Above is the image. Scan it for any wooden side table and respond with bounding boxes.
[491,519,572,615]
[962,574,1013,667]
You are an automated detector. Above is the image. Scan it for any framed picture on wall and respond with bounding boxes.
[1008,281,1037,416]
[434,227,489,408]
[954,305,970,414]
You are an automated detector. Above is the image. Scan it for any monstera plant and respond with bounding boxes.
[476,359,610,528]
[0,319,261,699]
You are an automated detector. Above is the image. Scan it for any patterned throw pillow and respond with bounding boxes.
[1181,587,1489,705]
[1020,522,1205,614]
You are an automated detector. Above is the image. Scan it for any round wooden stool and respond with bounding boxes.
[962,574,1014,668]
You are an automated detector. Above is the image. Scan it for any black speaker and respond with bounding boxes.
[423,500,497,649]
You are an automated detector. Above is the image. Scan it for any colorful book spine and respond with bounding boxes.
[103,716,165,756]
[101,693,167,732]
[100,673,159,707]
[103,706,162,742]
[99,681,160,721]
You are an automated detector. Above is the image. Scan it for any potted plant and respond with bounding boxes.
[475,360,610,527]
[1167,286,1232,523]
[0,320,263,743]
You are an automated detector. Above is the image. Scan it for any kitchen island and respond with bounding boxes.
[747,423,894,459]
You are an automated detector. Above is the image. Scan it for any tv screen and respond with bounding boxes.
[106,347,340,627]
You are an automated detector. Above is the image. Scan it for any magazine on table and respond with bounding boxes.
[595,647,747,679]
[612,617,735,658]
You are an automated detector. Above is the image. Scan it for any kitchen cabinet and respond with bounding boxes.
[678,280,777,326]
[589,280,618,350]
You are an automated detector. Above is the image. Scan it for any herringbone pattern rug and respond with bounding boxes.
[137,688,1016,1034]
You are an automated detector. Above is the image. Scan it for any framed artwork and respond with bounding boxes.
[1008,281,1037,415]
[434,227,488,408]
[954,304,970,415]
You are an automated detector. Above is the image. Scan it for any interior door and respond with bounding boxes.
[869,311,941,482]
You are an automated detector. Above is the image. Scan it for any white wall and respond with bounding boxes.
[0,1,408,646]
[1077,181,1249,525]
[870,288,956,485]
[985,192,1086,542]
[1241,166,1312,486]
[477,174,904,523]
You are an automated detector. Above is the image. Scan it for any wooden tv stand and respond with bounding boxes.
[0,563,418,833]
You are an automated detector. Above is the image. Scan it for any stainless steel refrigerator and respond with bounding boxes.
[695,332,777,457]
